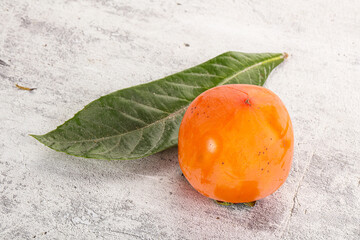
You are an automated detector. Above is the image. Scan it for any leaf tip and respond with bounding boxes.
[30,134,43,142]
[282,52,289,59]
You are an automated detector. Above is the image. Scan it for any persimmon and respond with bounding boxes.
[178,84,294,203]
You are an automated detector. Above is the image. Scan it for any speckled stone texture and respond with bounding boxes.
[0,0,359,239]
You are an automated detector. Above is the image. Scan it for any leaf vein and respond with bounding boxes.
[50,107,188,144]
[216,54,284,86]
[115,95,170,114]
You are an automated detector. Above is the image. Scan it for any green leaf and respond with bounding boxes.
[32,52,287,160]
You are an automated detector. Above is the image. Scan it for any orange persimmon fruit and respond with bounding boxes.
[178,84,294,203]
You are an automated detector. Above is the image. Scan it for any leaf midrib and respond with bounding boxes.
[217,54,284,86]
[54,53,284,144]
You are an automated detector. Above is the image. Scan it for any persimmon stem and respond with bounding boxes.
[243,201,256,207]
[214,200,256,207]
[214,200,233,206]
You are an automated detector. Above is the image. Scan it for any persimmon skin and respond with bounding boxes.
[178,84,294,203]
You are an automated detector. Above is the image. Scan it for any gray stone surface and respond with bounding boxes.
[1,0,359,239]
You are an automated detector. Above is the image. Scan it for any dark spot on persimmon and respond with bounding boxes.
[267,162,270,165]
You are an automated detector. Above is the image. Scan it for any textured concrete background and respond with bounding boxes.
[1,0,359,239]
